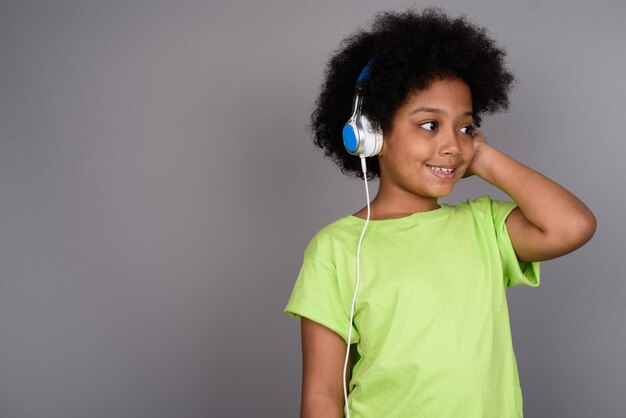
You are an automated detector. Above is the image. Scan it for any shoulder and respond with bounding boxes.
[303,216,358,260]
[446,195,517,225]
[450,195,517,213]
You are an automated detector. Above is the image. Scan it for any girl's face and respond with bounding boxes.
[378,77,475,205]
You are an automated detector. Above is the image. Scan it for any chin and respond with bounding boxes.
[434,191,454,198]
[430,184,458,197]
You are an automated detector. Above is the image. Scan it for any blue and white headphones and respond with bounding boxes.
[342,60,384,158]
[341,60,382,418]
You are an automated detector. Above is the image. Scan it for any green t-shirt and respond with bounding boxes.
[284,196,540,418]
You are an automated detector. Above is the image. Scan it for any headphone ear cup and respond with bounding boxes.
[342,122,360,155]
[360,114,384,157]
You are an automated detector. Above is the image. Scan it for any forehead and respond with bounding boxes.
[399,77,473,115]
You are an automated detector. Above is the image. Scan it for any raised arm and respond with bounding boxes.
[467,130,597,262]
[300,318,349,418]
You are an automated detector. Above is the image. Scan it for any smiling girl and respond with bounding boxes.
[284,8,596,418]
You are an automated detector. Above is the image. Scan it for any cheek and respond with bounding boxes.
[463,139,475,159]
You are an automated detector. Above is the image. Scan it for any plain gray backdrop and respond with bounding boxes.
[1,0,624,417]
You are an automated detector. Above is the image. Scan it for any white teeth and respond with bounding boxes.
[429,166,454,173]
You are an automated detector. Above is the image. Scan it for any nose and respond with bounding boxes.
[439,130,463,157]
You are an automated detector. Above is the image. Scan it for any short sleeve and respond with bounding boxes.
[490,199,541,288]
[284,244,360,344]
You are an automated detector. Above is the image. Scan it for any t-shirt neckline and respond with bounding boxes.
[343,203,452,227]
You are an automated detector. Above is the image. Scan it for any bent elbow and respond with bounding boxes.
[579,211,597,245]
[563,210,597,250]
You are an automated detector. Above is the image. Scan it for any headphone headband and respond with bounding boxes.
[342,59,383,157]
[356,59,374,86]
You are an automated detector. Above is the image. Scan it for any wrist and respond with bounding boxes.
[469,143,498,179]
[475,146,520,187]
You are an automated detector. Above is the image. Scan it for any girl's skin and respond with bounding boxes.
[300,77,597,417]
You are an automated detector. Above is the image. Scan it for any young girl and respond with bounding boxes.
[284,8,596,418]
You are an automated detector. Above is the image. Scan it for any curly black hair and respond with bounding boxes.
[311,8,515,179]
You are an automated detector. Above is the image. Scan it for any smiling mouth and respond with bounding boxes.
[427,165,455,174]
[426,165,457,179]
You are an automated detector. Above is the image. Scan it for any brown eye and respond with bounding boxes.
[420,121,438,131]
[460,125,475,135]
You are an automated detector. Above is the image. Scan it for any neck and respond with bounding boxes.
[354,181,440,220]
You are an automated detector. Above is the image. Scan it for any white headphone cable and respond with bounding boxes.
[343,156,370,418]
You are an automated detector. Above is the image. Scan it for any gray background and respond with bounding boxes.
[1,0,624,417]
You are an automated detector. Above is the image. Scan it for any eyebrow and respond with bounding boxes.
[409,106,473,117]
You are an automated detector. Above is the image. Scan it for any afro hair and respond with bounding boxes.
[310,7,515,179]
